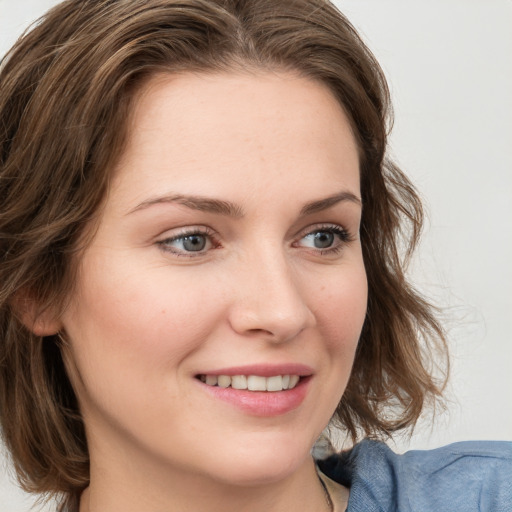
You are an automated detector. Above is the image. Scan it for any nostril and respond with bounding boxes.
[246,328,273,336]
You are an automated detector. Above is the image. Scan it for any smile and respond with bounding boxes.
[198,374,301,392]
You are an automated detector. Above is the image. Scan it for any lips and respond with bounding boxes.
[195,364,313,416]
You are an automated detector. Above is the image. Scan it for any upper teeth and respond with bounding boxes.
[199,374,300,392]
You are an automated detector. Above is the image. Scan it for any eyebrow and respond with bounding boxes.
[127,194,245,218]
[127,190,361,217]
[300,191,361,215]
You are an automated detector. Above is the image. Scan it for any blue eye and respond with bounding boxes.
[158,229,215,256]
[298,226,351,253]
[304,231,335,249]
[177,234,207,252]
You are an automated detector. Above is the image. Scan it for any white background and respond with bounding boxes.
[1,0,511,510]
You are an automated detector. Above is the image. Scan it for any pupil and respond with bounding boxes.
[314,231,334,249]
[183,235,206,251]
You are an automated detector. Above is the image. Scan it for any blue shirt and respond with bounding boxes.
[317,439,512,512]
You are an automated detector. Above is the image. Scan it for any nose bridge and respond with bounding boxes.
[228,241,315,341]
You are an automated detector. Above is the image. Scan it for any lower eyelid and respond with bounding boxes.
[293,226,354,255]
[156,229,218,254]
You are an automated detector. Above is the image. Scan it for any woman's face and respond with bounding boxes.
[60,71,367,487]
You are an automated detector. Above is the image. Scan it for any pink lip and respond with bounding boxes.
[197,363,314,378]
[195,364,313,417]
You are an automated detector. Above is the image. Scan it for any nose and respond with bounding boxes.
[227,250,316,343]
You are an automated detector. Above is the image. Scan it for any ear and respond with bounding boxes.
[12,290,62,337]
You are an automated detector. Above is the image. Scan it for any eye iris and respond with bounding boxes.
[313,231,334,249]
[182,235,206,251]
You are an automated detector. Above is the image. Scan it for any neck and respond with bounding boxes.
[80,452,330,512]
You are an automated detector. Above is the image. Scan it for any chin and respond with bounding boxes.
[197,430,317,487]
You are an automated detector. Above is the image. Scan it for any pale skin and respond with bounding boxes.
[37,71,365,511]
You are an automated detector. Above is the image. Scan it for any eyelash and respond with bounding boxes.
[156,227,220,257]
[295,224,354,256]
[156,224,354,258]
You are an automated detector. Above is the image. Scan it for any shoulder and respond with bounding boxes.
[317,439,512,512]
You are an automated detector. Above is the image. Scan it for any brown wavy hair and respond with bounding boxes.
[0,0,448,509]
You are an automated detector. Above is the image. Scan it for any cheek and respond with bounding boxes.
[62,255,226,388]
[300,263,367,428]
[313,265,368,352]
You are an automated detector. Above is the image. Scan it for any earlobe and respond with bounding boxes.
[12,292,62,337]
[28,312,62,337]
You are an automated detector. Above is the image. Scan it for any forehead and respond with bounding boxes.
[111,70,360,209]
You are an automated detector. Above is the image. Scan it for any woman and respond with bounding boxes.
[0,1,510,511]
